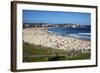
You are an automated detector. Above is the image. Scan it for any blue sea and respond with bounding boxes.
[48,27,91,40]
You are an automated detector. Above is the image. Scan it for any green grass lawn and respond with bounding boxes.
[23,42,91,62]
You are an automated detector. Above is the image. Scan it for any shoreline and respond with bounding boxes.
[23,28,91,52]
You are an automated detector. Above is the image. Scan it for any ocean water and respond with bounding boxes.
[48,27,91,40]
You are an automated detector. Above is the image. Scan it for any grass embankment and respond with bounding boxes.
[23,42,91,62]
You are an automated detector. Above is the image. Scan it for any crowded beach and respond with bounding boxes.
[23,28,91,53]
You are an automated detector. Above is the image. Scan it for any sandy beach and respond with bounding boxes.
[23,28,91,52]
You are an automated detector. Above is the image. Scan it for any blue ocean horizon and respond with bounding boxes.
[48,27,91,40]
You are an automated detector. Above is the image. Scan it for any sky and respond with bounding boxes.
[23,10,91,25]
